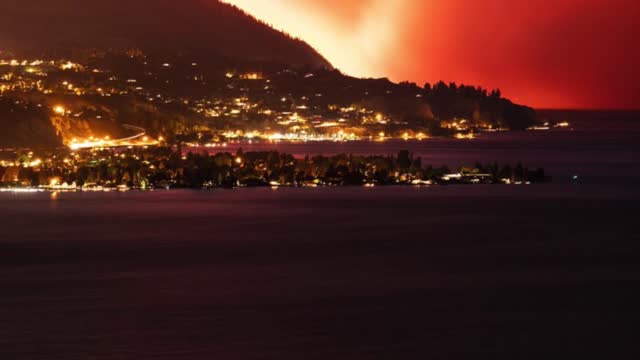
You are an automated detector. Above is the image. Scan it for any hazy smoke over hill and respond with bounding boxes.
[225,0,640,109]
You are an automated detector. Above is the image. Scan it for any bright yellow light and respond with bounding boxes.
[53,105,65,115]
[455,133,475,140]
[235,157,243,164]
[49,178,60,187]
[269,133,283,141]
[60,62,77,70]
[241,73,262,80]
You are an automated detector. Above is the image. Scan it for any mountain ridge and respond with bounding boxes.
[0,0,331,69]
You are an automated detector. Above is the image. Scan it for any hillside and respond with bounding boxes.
[0,0,331,69]
[0,52,538,148]
[0,98,62,149]
[0,1,538,148]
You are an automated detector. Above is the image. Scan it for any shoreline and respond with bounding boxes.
[1,180,542,194]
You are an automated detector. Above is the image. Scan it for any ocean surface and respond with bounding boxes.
[1,111,639,359]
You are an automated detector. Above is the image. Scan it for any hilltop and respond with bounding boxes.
[0,0,330,69]
[0,1,539,148]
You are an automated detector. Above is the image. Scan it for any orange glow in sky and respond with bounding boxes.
[222,0,639,109]
[223,0,406,79]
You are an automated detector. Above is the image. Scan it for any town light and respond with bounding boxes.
[53,105,66,115]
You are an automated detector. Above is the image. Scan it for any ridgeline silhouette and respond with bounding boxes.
[0,0,331,69]
[0,1,539,148]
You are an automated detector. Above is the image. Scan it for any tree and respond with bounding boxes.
[397,150,412,172]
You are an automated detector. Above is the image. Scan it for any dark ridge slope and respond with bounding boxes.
[0,0,331,68]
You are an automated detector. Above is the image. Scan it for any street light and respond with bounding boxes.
[53,105,65,115]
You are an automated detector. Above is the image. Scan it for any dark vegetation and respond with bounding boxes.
[0,97,61,148]
[1,148,547,189]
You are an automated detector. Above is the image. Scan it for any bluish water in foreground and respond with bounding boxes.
[1,112,639,359]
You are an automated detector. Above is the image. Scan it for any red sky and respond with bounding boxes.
[223,0,639,109]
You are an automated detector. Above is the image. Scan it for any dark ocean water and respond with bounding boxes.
[1,112,639,359]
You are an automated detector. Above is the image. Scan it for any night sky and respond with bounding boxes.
[223,0,639,109]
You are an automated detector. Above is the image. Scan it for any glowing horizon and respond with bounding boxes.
[222,0,640,109]
[221,0,410,80]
